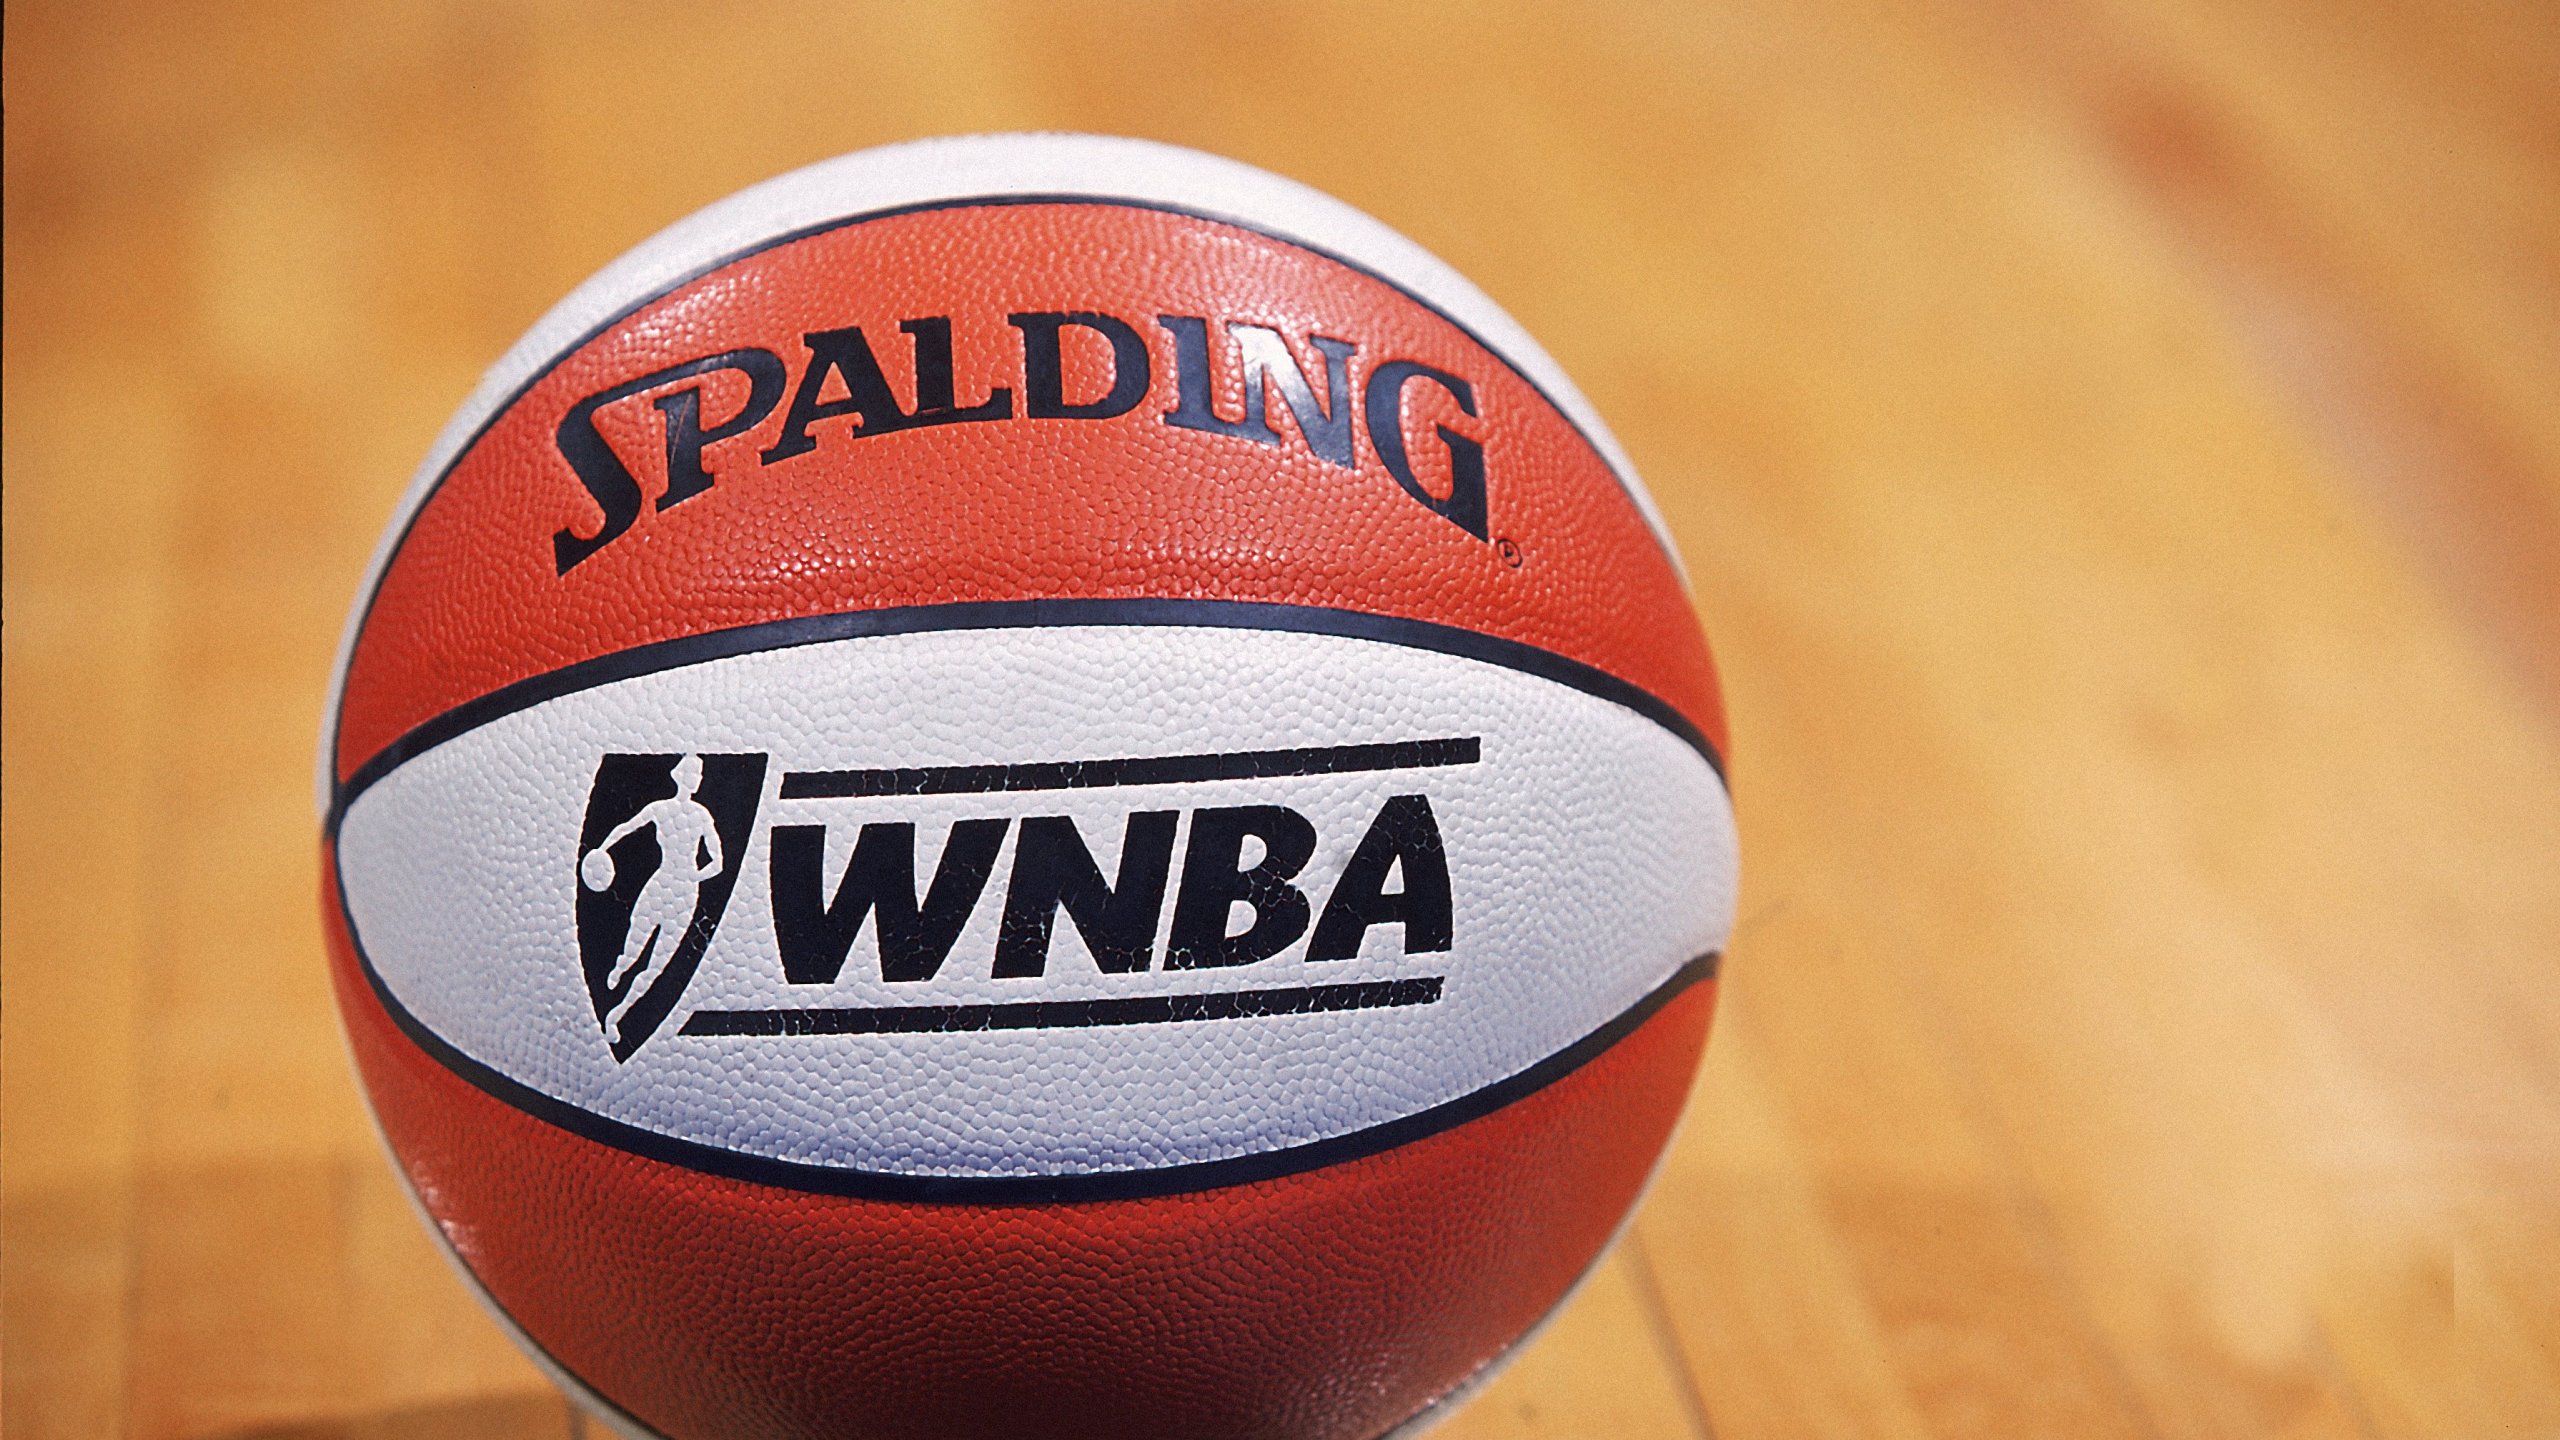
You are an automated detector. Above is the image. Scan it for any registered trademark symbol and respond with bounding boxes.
[1494,537,1524,569]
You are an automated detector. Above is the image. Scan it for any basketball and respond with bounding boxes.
[320,133,1736,1440]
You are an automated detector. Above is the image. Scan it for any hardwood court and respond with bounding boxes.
[5,1,2555,1436]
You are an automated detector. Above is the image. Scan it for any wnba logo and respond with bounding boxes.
[574,752,768,1059]
[571,736,1469,1062]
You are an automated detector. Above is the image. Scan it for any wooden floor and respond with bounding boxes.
[7,1,2557,1436]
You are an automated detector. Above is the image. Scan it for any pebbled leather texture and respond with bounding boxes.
[324,135,1734,1440]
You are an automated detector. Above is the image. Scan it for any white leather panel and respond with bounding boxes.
[336,623,1733,1180]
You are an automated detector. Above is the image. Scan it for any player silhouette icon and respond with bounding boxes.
[579,753,724,1044]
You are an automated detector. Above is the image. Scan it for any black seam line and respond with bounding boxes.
[682,976,1445,1037]
[326,598,1725,832]
[334,837,1719,1205]
[324,190,1681,788]
[779,736,1479,800]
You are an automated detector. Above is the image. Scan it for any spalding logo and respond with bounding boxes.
[575,740,1464,1061]
[550,311,1492,574]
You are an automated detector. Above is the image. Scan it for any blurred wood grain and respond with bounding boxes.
[5,1,2555,1436]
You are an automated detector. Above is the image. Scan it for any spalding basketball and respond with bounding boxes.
[321,134,1736,1440]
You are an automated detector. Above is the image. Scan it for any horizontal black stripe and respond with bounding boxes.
[327,598,1722,830]
[327,190,1693,815]
[778,736,1478,800]
[682,977,1444,1037]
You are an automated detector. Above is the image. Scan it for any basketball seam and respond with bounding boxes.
[327,596,1726,830]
